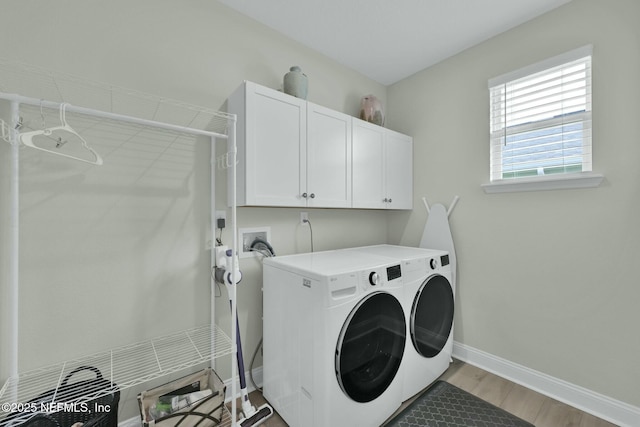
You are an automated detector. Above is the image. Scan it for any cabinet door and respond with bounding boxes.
[245,83,306,206]
[385,131,413,209]
[352,119,386,209]
[307,103,352,208]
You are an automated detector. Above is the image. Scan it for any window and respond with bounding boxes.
[486,46,600,192]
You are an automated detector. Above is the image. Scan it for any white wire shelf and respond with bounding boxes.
[0,58,233,137]
[0,58,239,426]
[0,324,233,426]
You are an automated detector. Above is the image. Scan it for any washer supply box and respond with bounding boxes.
[137,368,225,427]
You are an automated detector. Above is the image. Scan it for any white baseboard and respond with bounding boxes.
[453,341,640,427]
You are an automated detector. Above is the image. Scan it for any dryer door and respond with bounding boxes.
[411,274,454,358]
[335,291,406,403]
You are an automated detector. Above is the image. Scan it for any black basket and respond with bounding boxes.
[6,366,119,427]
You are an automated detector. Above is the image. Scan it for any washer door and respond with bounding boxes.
[411,274,454,358]
[335,291,406,403]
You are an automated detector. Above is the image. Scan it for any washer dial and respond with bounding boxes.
[369,272,381,286]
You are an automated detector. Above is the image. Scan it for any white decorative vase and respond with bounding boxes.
[283,66,308,99]
[360,95,384,126]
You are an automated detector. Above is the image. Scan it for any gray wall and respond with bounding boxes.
[1,0,638,421]
[0,0,388,420]
[387,0,640,408]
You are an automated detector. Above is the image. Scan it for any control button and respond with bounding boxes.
[429,258,438,270]
[369,272,381,286]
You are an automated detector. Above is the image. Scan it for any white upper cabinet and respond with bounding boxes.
[228,81,412,209]
[307,103,352,208]
[352,119,413,210]
[384,129,413,209]
[229,81,306,207]
[352,119,386,209]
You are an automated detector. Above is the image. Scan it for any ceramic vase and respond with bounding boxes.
[360,95,384,126]
[283,66,308,99]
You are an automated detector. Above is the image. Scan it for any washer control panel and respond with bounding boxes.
[362,264,402,288]
[386,264,402,281]
[429,254,450,270]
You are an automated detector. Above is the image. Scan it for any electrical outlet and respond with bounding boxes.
[300,212,309,224]
[238,227,271,258]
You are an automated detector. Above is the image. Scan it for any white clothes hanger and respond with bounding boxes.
[19,102,103,165]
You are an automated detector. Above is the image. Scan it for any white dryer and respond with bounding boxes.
[349,245,455,401]
[262,250,406,427]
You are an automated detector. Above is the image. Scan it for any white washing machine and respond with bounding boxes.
[262,250,406,427]
[349,245,455,401]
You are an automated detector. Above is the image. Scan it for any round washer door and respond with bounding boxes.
[335,291,406,403]
[411,274,454,358]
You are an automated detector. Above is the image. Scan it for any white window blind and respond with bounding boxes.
[489,46,592,182]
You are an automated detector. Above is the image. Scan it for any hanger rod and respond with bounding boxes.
[0,92,230,140]
[8,101,19,380]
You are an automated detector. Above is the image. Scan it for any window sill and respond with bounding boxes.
[481,172,604,194]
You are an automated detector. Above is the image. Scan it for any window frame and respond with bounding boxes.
[483,45,603,193]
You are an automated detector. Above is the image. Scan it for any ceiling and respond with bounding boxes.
[218,0,573,85]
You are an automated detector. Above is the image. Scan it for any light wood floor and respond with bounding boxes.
[389,359,617,427]
[234,359,617,427]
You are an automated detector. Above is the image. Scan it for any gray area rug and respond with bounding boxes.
[386,381,535,427]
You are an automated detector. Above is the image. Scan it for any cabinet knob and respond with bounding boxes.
[302,192,308,198]
[309,193,315,199]
[383,198,389,203]
[388,198,392,203]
